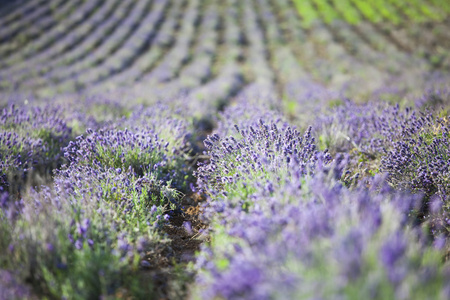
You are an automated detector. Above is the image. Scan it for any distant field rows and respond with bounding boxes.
[0,0,448,110]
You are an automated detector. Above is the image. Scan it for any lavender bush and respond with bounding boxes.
[195,182,450,299]
[196,100,331,202]
[0,102,196,298]
[381,113,450,230]
[311,101,429,187]
[311,100,450,237]
[415,87,450,112]
[197,122,329,200]
[0,168,172,298]
[313,101,417,155]
[194,152,450,300]
[0,104,72,195]
[191,99,450,299]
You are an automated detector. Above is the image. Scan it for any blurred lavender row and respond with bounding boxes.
[191,94,450,299]
[0,102,199,298]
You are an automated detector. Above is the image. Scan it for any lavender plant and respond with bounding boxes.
[63,104,193,191]
[0,169,171,299]
[311,100,429,186]
[194,162,450,300]
[415,87,450,112]
[381,113,450,218]
[192,99,450,299]
[312,100,450,240]
[0,102,197,298]
[0,104,72,195]
[213,99,283,139]
[313,101,417,155]
[196,117,330,202]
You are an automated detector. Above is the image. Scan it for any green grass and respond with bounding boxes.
[349,0,380,23]
[370,0,401,24]
[313,0,339,24]
[331,0,361,24]
[292,0,319,28]
[292,0,449,27]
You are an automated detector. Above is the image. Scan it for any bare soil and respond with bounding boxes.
[139,192,208,299]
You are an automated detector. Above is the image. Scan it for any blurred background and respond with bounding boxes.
[0,0,448,115]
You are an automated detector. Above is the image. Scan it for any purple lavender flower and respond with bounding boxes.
[75,239,83,250]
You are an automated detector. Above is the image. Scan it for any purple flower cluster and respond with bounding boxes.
[213,98,284,138]
[313,100,450,228]
[0,104,72,193]
[381,114,450,220]
[313,100,417,155]
[63,128,168,175]
[50,104,193,244]
[195,162,449,299]
[62,104,192,189]
[415,87,450,110]
[196,114,330,199]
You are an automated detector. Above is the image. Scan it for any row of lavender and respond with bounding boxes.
[0,99,199,298]
[191,90,450,299]
[1,0,449,109]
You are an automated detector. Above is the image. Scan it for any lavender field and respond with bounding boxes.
[1,0,450,299]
